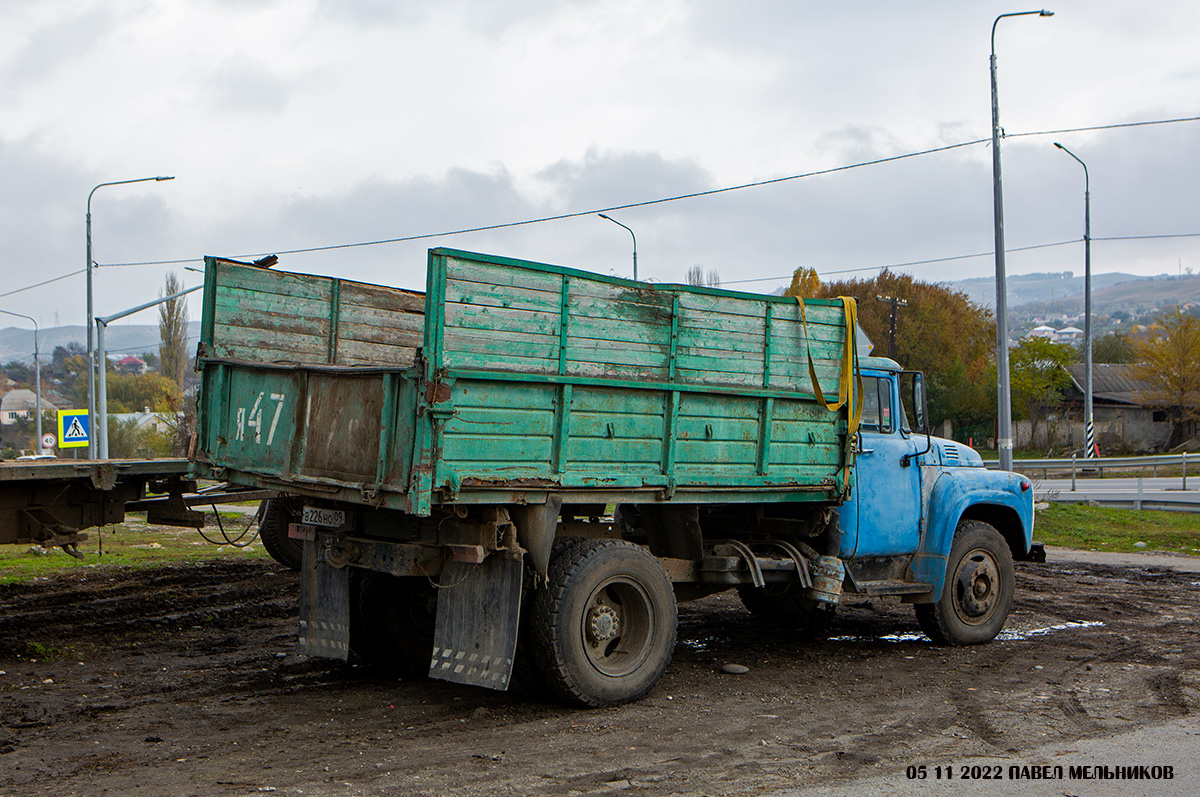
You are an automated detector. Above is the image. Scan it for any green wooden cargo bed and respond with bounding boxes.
[193,248,856,514]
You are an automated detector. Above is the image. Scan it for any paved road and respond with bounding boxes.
[1045,545,1200,573]
[1034,477,1200,511]
[1039,477,1193,492]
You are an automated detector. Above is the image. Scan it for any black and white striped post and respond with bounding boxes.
[1055,142,1094,459]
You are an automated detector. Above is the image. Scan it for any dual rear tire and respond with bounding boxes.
[530,538,677,707]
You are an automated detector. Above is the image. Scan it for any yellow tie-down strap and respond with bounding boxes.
[797,296,863,492]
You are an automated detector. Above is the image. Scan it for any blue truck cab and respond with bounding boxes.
[837,354,1036,644]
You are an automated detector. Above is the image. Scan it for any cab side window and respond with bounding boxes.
[859,376,893,434]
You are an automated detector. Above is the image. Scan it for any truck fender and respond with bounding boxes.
[511,494,563,582]
[910,470,1032,602]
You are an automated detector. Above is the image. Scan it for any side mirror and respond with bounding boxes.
[900,370,932,466]
[912,372,928,433]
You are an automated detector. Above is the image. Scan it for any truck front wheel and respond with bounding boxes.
[531,539,677,707]
[916,520,1014,645]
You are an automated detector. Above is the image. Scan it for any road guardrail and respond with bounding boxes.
[985,452,1191,485]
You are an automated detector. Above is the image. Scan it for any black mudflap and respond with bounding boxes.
[298,538,351,659]
[429,555,523,690]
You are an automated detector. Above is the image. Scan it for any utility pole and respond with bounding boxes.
[875,295,908,360]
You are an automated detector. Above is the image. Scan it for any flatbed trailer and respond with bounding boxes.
[0,458,273,556]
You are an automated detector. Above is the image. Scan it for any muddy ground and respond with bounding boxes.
[1,551,1198,797]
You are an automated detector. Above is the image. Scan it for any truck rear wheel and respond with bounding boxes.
[258,499,303,570]
[531,539,676,707]
[916,520,1014,645]
[355,572,437,677]
[737,583,834,640]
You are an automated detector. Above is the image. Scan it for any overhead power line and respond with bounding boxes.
[720,232,1200,286]
[8,115,1200,301]
[0,269,86,300]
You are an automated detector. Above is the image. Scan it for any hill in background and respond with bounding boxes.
[0,322,201,365]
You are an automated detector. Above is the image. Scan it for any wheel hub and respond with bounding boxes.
[956,552,999,619]
[587,605,621,642]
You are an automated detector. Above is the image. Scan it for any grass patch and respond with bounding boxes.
[1034,503,1200,556]
[24,641,79,661]
[0,512,272,585]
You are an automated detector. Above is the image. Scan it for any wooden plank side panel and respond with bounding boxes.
[337,309,424,341]
[768,304,850,394]
[333,279,426,367]
[335,338,418,366]
[768,396,845,472]
[216,263,334,303]
[440,380,557,478]
[562,283,672,379]
[209,322,328,363]
[673,392,760,475]
[443,330,558,374]
[211,292,331,352]
[445,302,561,337]
[338,280,425,314]
[563,385,666,472]
[445,258,564,295]
[211,264,335,366]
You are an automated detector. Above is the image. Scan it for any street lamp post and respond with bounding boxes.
[95,284,202,459]
[991,9,1053,472]
[1054,142,1094,458]
[0,310,43,453]
[86,176,175,458]
[598,213,638,281]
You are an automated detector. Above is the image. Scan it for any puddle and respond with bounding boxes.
[828,632,926,643]
[827,620,1105,645]
[678,638,727,652]
[997,620,1104,640]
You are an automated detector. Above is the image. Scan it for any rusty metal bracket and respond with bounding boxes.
[714,539,765,588]
[761,539,814,589]
[145,489,206,529]
[20,509,87,559]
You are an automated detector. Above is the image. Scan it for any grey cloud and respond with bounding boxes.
[315,0,585,37]
[0,6,119,88]
[205,56,293,113]
[537,146,713,211]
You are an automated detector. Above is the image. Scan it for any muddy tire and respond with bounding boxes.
[737,583,834,640]
[916,520,1014,645]
[530,539,676,707]
[355,573,437,677]
[258,499,303,570]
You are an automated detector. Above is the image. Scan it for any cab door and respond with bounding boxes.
[839,373,923,558]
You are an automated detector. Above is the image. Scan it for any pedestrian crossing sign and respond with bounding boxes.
[58,409,90,449]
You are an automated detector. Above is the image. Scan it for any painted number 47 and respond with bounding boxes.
[236,392,286,445]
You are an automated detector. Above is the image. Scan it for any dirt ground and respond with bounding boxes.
[1,548,1198,797]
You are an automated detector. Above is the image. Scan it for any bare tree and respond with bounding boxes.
[159,272,189,389]
[685,265,721,287]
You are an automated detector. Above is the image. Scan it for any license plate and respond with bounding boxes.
[302,506,346,528]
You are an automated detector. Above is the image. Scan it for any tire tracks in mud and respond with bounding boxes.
[1,557,1199,797]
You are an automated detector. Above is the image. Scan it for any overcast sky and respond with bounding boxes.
[2,0,1199,341]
